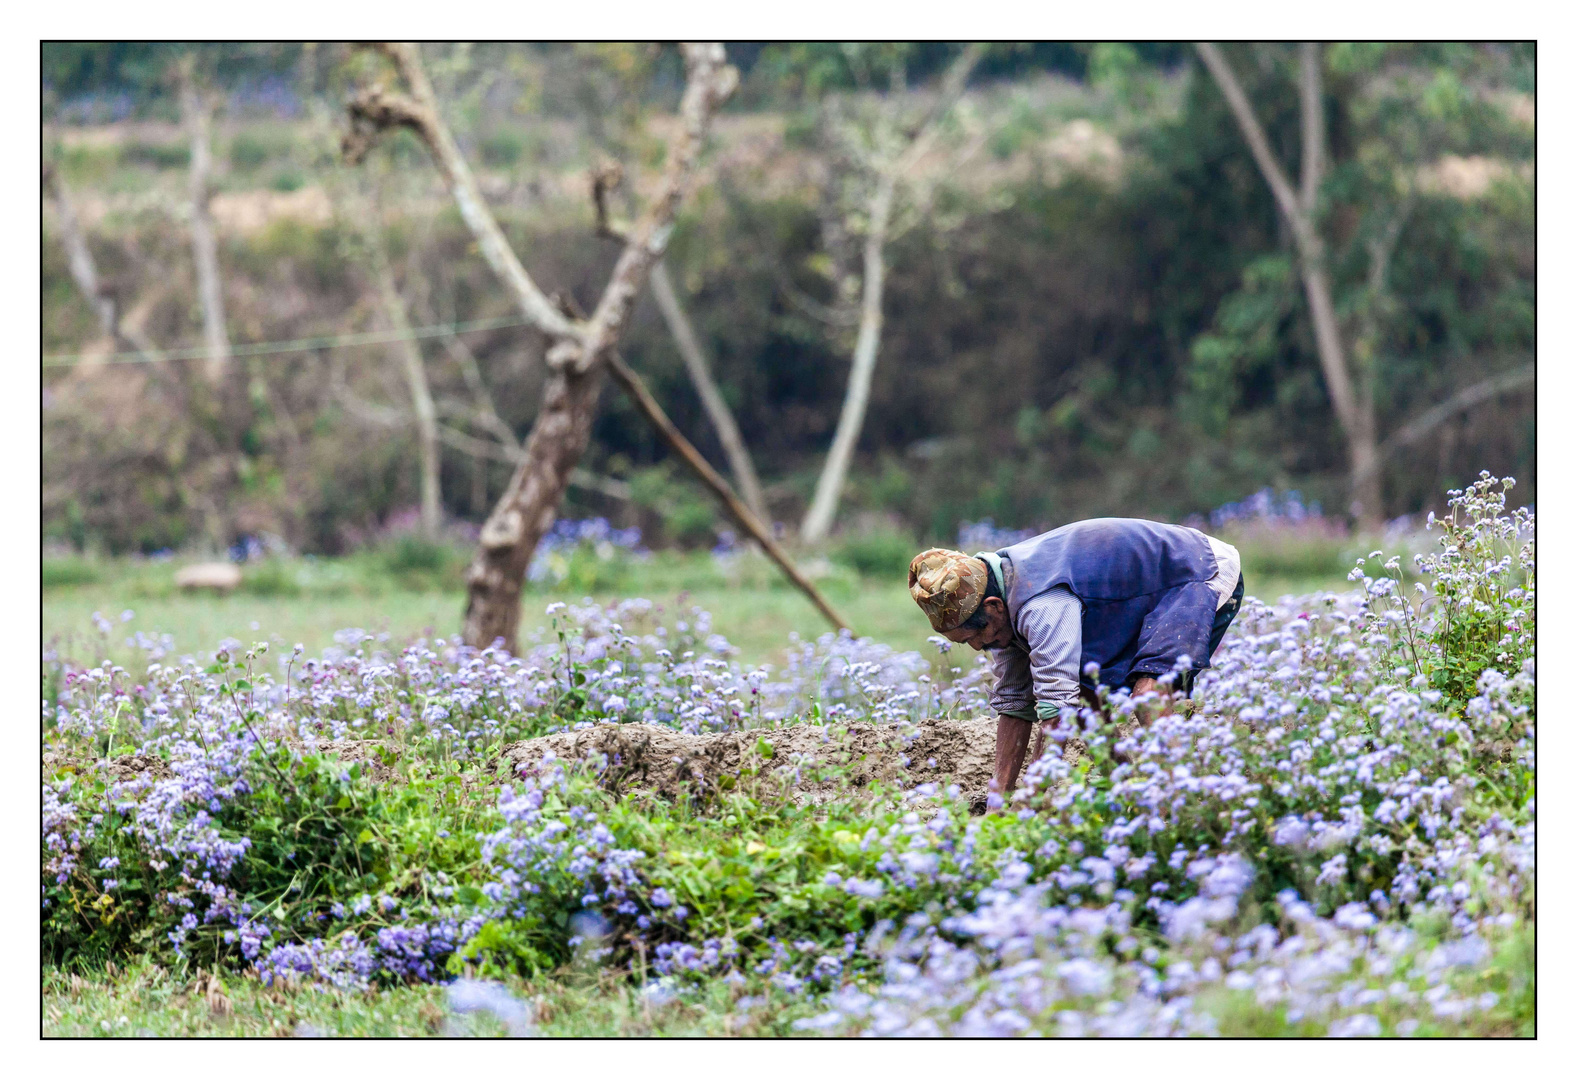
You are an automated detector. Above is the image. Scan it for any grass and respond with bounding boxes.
[42,546,1355,671]
[43,958,817,1037]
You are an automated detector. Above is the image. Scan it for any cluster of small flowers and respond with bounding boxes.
[42,477,1532,1019]
[477,753,647,922]
[527,518,643,583]
[48,595,993,761]
[797,857,1513,1037]
[1207,487,1324,530]
[256,913,494,990]
[791,483,1533,1035]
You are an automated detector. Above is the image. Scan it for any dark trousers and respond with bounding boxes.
[1175,572,1244,697]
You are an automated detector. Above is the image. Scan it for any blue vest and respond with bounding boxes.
[997,518,1219,689]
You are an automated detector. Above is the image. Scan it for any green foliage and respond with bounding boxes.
[374,535,467,592]
[228,132,273,171]
[480,130,527,167]
[1226,527,1356,582]
[240,558,302,597]
[831,528,916,578]
[119,140,190,170]
[43,557,103,588]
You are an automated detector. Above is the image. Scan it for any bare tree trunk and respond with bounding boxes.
[464,365,606,649]
[367,226,442,539]
[345,43,738,653]
[798,44,983,545]
[1196,42,1383,526]
[178,64,231,387]
[44,165,115,340]
[647,259,767,522]
[801,174,895,545]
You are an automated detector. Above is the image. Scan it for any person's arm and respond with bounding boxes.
[990,588,1082,799]
[986,644,1035,799]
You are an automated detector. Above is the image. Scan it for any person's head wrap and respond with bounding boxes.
[908,548,988,632]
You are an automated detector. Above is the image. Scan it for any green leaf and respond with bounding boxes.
[233,679,252,691]
[356,829,374,844]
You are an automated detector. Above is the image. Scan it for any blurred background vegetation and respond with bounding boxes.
[42,43,1533,622]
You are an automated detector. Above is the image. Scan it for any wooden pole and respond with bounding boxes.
[605,352,850,632]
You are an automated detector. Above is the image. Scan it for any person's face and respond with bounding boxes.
[942,596,1014,651]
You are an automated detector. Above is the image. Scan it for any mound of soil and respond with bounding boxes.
[496,716,1086,810]
[42,750,174,784]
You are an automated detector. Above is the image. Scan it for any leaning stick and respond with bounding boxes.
[605,352,850,632]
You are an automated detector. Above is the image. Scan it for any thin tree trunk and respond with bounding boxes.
[798,45,982,545]
[1195,41,1383,526]
[179,67,231,387]
[801,173,894,545]
[44,165,115,340]
[463,364,607,649]
[369,234,442,539]
[648,259,767,522]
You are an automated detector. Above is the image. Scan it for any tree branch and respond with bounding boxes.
[893,42,985,179]
[344,44,580,343]
[178,57,232,386]
[1298,43,1325,214]
[1356,365,1535,485]
[575,44,739,376]
[435,331,521,450]
[1195,43,1307,239]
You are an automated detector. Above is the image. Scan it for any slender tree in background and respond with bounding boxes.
[344,42,739,653]
[799,43,985,545]
[1196,42,1534,526]
[1195,42,1383,526]
[176,55,232,388]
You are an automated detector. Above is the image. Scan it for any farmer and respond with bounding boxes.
[908,518,1244,800]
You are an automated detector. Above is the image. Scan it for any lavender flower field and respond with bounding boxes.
[42,475,1533,1037]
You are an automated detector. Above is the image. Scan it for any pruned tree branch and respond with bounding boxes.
[606,351,849,631]
[1356,365,1535,485]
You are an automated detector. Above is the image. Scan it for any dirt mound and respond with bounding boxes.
[498,716,1031,809]
[42,751,175,784]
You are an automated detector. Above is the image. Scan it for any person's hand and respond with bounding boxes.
[1129,676,1173,726]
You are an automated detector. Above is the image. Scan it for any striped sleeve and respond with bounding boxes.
[1015,586,1084,720]
[988,645,1036,720]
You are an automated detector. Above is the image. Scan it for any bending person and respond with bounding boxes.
[908,518,1244,801]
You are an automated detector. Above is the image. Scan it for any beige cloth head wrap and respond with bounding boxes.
[908,548,987,632]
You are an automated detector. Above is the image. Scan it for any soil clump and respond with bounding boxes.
[497,716,1018,808]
